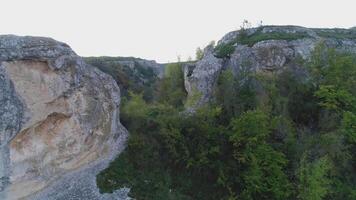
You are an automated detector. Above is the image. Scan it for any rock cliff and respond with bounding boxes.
[184,26,356,108]
[0,35,129,199]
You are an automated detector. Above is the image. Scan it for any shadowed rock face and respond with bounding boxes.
[184,26,356,108]
[0,35,129,199]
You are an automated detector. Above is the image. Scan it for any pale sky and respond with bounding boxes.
[0,0,355,63]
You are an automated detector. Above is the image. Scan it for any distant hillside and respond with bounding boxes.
[84,56,164,101]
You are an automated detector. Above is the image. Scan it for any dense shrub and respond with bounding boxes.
[158,62,187,107]
[214,43,235,58]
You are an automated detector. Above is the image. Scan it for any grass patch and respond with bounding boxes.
[240,31,310,46]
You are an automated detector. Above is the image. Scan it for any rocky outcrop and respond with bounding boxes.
[184,26,356,108]
[183,46,223,107]
[0,35,129,199]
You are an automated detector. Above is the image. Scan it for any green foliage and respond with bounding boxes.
[266,69,319,126]
[306,43,356,199]
[214,43,235,58]
[216,69,257,122]
[230,110,270,146]
[315,85,354,112]
[341,112,356,144]
[297,155,332,200]
[184,86,202,108]
[230,111,292,200]
[97,151,172,198]
[309,43,356,91]
[238,31,310,47]
[195,47,204,60]
[158,63,187,107]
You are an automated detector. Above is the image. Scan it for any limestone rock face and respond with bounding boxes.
[0,35,128,200]
[184,26,356,108]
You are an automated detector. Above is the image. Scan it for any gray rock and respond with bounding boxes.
[0,35,76,69]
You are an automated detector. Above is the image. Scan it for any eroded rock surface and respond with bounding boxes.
[0,35,129,199]
[184,26,356,108]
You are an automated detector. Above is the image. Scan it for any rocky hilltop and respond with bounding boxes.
[184,26,356,108]
[0,35,129,199]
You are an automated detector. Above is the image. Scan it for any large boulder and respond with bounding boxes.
[0,35,128,199]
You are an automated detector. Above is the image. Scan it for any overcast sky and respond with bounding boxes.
[0,0,355,62]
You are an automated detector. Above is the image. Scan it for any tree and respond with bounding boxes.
[196,47,204,60]
[341,111,356,144]
[230,110,291,200]
[158,63,187,107]
[216,69,256,122]
[297,155,332,200]
[315,85,354,113]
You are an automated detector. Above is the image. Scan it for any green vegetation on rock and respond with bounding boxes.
[240,30,310,46]
[214,27,310,58]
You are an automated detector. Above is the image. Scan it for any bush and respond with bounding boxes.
[214,43,235,58]
[158,63,187,107]
[215,69,257,122]
[297,155,332,200]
